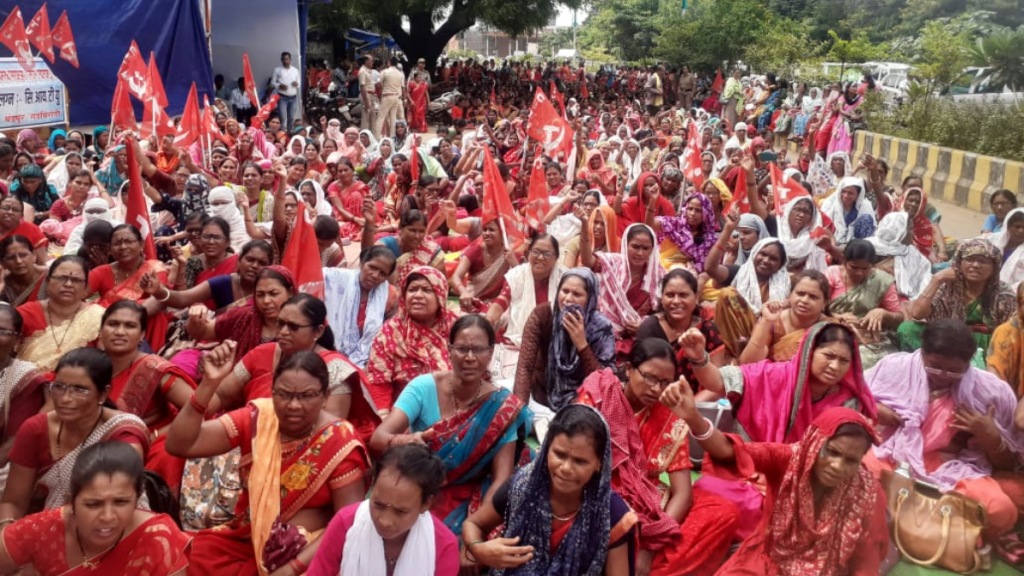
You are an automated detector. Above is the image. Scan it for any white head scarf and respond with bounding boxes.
[868,211,933,298]
[621,139,643,186]
[735,213,770,266]
[64,198,119,255]
[359,129,379,155]
[778,197,828,271]
[821,176,876,245]
[298,179,333,217]
[340,500,436,576]
[285,135,306,159]
[207,186,250,252]
[732,238,791,315]
[991,207,1024,290]
[47,152,84,193]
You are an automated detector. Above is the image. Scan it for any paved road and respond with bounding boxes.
[932,198,988,241]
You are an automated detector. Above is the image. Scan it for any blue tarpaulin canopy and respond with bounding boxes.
[345,28,397,52]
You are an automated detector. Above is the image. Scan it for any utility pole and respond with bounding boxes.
[572,8,578,53]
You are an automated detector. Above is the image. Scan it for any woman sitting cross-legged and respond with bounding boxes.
[577,338,740,576]
[0,442,192,576]
[461,404,637,576]
[305,444,460,576]
[659,379,889,576]
[166,342,370,576]
[370,314,531,541]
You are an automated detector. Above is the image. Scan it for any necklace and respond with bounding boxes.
[56,409,104,459]
[810,386,838,403]
[551,508,580,522]
[385,554,399,567]
[75,526,122,570]
[46,302,81,355]
[449,378,482,412]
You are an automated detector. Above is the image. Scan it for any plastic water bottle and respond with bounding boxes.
[895,461,912,479]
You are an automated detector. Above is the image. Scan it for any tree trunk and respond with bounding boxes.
[385,7,477,73]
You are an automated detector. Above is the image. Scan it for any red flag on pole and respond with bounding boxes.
[281,202,325,298]
[409,135,420,182]
[25,4,54,64]
[0,8,35,71]
[117,40,149,101]
[111,77,138,134]
[124,136,157,260]
[481,148,523,248]
[769,163,810,216]
[549,79,566,118]
[174,83,201,147]
[724,168,751,214]
[710,69,724,93]
[146,52,169,109]
[489,84,497,109]
[525,152,550,230]
[141,98,176,140]
[50,10,78,68]
[202,95,227,144]
[242,53,260,108]
[526,87,575,162]
[249,93,279,130]
[683,148,704,191]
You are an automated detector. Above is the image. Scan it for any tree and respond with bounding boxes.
[969,30,1024,92]
[914,20,970,94]
[654,0,769,70]
[743,18,821,78]
[334,0,583,70]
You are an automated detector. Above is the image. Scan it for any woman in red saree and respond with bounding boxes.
[101,301,197,495]
[577,150,619,201]
[577,339,739,576]
[327,157,369,241]
[366,267,457,416]
[88,224,170,350]
[617,172,675,233]
[166,345,369,576]
[662,376,889,576]
[0,442,191,576]
[408,73,430,133]
[899,186,941,260]
[451,219,516,313]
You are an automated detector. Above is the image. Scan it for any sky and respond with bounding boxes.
[555,5,585,27]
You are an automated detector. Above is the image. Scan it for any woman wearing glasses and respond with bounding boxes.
[486,234,567,381]
[87,224,170,350]
[0,197,48,265]
[370,315,530,540]
[166,344,368,575]
[0,348,148,520]
[0,235,48,306]
[99,301,196,496]
[16,255,105,372]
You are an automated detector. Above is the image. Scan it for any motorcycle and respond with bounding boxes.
[305,81,362,129]
[427,89,461,126]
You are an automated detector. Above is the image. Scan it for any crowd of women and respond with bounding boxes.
[0,59,1022,576]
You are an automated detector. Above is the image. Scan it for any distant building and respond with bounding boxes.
[447,27,546,58]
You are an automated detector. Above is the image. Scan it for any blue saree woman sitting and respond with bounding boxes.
[370,314,531,535]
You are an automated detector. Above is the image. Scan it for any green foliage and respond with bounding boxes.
[825,30,888,64]
[913,21,971,94]
[652,0,769,70]
[969,30,1024,91]
[742,18,822,78]
[446,48,480,60]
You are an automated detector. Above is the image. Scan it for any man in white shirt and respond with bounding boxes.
[376,57,407,137]
[272,51,301,132]
[358,55,377,133]
[229,77,254,126]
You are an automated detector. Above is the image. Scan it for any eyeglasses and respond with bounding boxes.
[923,366,968,380]
[529,249,556,260]
[186,229,203,236]
[201,234,226,242]
[0,205,21,214]
[277,319,314,332]
[450,345,493,358]
[2,252,32,263]
[636,369,673,390]
[0,329,16,337]
[48,381,92,398]
[962,256,993,267]
[50,274,86,286]
[271,389,324,404]
[112,239,139,247]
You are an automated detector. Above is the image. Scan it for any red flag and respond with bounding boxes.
[111,77,138,133]
[25,4,53,63]
[50,10,78,68]
[409,135,421,182]
[724,168,751,214]
[141,97,176,140]
[202,95,227,145]
[174,82,201,147]
[526,88,575,162]
[118,40,149,101]
[281,202,325,298]
[490,84,497,109]
[549,79,566,118]
[710,69,724,93]
[769,163,810,216]
[0,8,35,71]
[683,148,704,191]
[124,136,157,260]
[146,52,168,109]
[525,152,550,230]
[687,120,702,151]
[249,93,279,130]
[242,53,260,108]
[481,148,523,247]
[580,77,589,100]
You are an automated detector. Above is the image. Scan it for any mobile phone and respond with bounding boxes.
[563,303,583,317]
[758,151,778,163]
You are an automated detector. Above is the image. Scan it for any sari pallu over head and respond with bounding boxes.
[931,238,1016,327]
[576,369,681,552]
[733,322,877,444]
[778,197,828,271]
[820,176,875,245]
[766,407,882,576]
[658,192,719,273]
[735,212,770,266]
[867,211,932,298]
[595,223,663,333]
[991,207,1024,289]
[502,262,567,348]
[324,267,387,368]
[865,350,1024,491]
[496,404,614,576]
[732,238,790,316]
[896,186,934,256]
[544,268,616,410]
[426,387,531,534]
[389,266,458,375]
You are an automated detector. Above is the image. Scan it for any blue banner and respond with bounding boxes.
[0,0,213,126]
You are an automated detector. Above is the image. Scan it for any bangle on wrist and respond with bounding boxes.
[465,540,484,563]
[157,287,172,303]
[0,518,15,528]
[288,558,306,574]
[688,350,711,368]
[188,393,209,415]
[690,416,715,441]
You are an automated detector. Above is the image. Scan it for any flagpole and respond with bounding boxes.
[497,215,510,250]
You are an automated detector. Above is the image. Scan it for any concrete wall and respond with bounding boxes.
[851,132,1024,214]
